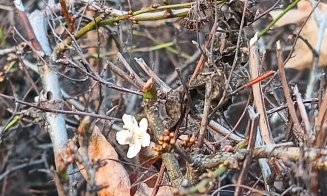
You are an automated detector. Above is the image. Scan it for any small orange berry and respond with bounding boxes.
[170,139,176,145]
[164,135,170,142]
[163,129,170,136]
[169,132,175,138]
[162,143,168,150]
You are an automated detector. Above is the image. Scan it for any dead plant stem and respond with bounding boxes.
[276,41,305,141]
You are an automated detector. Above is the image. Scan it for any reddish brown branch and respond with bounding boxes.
[151,164,165,196]
[59,0,75,33]
[189,23,217,83]
[249,35,274,145]
[231,70,276,95]
[315,89,327,147]
[196,76,213,148]
[16,10,42,52]
[235,107,258,195]
[276,41,305,141]
[293,86,312,140]
[244,71,275,87]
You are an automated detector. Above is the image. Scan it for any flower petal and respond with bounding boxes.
[122,114,138,131]
[116,130,132,145]
[139,118,148,133]
[127,143,142,158]
[141,132,151,147]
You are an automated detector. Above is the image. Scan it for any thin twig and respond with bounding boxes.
[0,159,45,181]
[276,41,305,141]
[135,58,171,93]
[59,0,75,33]
[250,0,282,25]
[306,22,327,99]
[0,93,122,122]
[107,61,141,90]
[315,88,327,147]
[224,0,249,92]
[294,85,312,139]
[267,98,319,115]
[249,34,274,145]
[189,23,217,83]
[59,58,142,95]
[208,120,243,142]
[116,52,145,88]
[197,75,213,148]
[284,0,320,66]
[151,164,165,196]
[259,0,302,37]
[235,106,259,195]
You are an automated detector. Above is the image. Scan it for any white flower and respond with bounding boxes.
[116,114,151,158]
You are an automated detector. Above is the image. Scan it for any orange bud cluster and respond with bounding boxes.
[180,135,196,148]
[153,130,176,156]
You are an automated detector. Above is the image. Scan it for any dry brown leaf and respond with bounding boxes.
[270,0,327,69]
[134,183,173,196]
[77,126,131,196]
[155,186,173,196]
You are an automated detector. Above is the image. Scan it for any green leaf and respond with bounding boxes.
[0,26,6,46]
[4,115,22,131]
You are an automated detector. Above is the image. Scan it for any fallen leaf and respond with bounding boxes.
[134,183,173,196]
[77,126,131,196]
[154,185,173,196]
[270,0,327,69]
